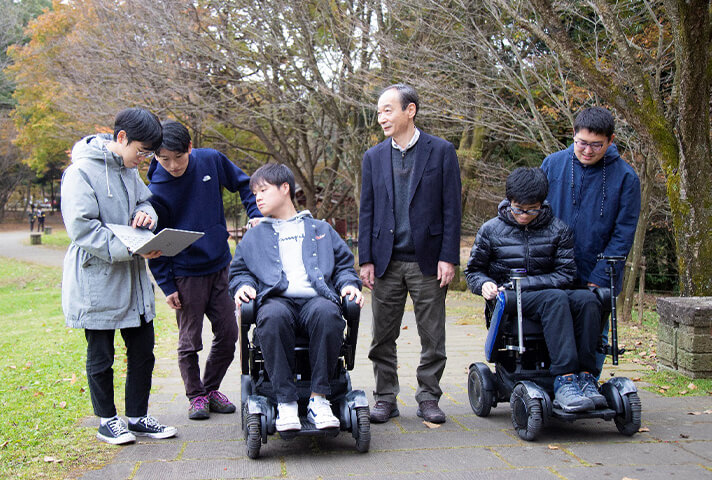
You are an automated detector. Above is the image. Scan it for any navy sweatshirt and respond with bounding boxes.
[541,143,640,291]
[147,148,261,296]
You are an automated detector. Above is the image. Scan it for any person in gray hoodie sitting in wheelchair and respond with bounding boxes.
[229,163,364,432]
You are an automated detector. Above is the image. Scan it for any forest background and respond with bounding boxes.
[2,0,712,313]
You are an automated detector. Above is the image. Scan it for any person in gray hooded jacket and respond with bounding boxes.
[61,108,176,445]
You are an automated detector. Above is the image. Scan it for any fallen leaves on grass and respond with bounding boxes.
[43,456,63,464]
[687,383,697,390]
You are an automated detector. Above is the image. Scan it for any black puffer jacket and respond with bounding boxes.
[465,200,576,294]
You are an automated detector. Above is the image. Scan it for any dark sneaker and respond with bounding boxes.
[369,400,399,423]
[96,417,136,445]
[188,395,210,420]
[128,415,177,439]
[207,390,236,414]
[416,400,447,424]
[578,372,608,409]
[554,374,595,413]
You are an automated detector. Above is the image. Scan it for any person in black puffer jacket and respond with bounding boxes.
[465,167,606,413]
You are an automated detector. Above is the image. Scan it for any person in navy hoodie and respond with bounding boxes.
[147,120,262,420]
[541,107,640,375]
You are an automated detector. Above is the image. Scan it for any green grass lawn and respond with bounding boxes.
[38,229,71,249]
[0,258,177,479]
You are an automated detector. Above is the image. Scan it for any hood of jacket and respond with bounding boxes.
[71,133,124,198]
[260,210,313,225]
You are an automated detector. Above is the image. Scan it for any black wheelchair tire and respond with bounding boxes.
[510,383,543,441]
[615,391,642,436]
[246,412,262,459]
[468,363,494,417]
[354,406,371,453]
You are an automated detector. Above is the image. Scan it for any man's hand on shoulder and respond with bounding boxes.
[166,292,182,310]
[235,285,256,307]
[359,263,375,290]
[341,285,364,308]
[437,261,456,288]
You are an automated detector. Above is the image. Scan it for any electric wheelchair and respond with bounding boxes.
[467,256,641,441]
[238,297,370,458]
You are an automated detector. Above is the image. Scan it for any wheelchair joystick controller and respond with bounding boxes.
[597,254,626,366]
[509,268,527,354]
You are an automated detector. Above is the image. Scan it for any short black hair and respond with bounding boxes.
[113,108,163,151]
[380,83,419,119]
[574,106,615,139]
[158,120,191,154]
[506,167,548,205]
[250,163,296,202]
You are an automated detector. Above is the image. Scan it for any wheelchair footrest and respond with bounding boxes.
[551,407,617,422]
[278,417,341,439]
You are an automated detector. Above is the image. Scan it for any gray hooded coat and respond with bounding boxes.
[61,134,157,329]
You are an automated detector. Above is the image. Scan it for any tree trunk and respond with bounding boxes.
[663,0,712,295]
[459,123,486,215]
[620,152,655,321]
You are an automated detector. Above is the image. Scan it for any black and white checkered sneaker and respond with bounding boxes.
[96,417,136,445]
[128,415,177,439]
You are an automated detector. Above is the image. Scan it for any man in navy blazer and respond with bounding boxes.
[359,84,461,424]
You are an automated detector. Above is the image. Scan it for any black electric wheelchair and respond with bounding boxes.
[238,297,370,458]
[467,256,642,441]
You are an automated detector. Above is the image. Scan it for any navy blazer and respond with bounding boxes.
[358,131,462,278]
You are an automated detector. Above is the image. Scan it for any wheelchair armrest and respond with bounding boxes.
[342,296,361,371]
[500,289,518,315]
[591,287,613,315]
[238,299,256,375]
[240,299,257,326]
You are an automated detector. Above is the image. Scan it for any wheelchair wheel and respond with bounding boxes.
[510,383,543,441]
[245,412,262,459]
[614,391,642,436]
[468,363,494,417]
[354,406,371,453]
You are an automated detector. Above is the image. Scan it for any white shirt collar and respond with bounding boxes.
[391,127,420,152]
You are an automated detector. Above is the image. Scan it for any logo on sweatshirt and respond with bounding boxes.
[316,234,326,240]
[202,175,211,182]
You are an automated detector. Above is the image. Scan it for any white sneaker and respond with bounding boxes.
[276,401,301,432]
[307,396,340,429]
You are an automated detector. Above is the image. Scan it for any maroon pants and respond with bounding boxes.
[175,267,238,399]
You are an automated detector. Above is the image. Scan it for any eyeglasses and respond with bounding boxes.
[573,139,605,153]
[136,149,156,160]
[510,206,542,216]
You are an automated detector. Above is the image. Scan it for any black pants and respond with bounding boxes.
[521,289,600,377]
[175,268,238,400]
[85,318,155,418]
[256,296,344,403]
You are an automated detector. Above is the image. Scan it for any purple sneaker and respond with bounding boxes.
[208,390,236,414]
[189,395,210,420]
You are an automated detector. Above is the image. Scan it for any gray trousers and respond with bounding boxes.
[369,261,447,404]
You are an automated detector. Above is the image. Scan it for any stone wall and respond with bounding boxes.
[656,297,712,378]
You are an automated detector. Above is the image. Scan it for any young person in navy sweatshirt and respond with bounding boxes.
[147,121,262,420]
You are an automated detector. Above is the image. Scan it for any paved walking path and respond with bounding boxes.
[1,229,710,479]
